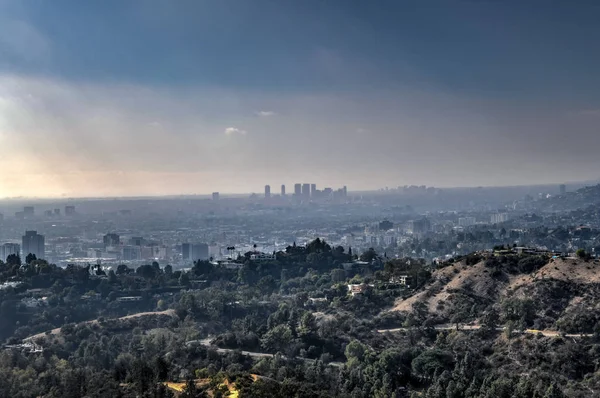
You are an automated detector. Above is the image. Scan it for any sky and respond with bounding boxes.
[1,0,600,197]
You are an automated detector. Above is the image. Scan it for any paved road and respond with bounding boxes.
[190,338,344,367]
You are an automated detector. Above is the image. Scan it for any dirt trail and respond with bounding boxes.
[24,309,177,342]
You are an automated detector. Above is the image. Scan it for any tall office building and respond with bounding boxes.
[301,183,310,200]
[212,192,220,201]
[294,183,302,196]
[103,233,120,248]
[0,243,20,262]
[22,231,45,259]
[265,185,271,198]
[182,243,209,262]
[281,185,286,196]
[310,184,317,197]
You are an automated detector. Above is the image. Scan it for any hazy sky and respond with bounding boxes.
[1,1,600,197]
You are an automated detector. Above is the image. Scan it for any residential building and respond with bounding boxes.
[347,283,370,296]
[22,231,45,259]
[458,217,476,227]
[491,213,510,224]
[294,183,302,197]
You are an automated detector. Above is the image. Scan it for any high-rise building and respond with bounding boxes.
[301,183,310,200]
[310,184,317,197]
[212,192,220,201]
[281,185,286,196]
[559,184,567,195]
[65,206,76,216]
[182,243,209,262]
[103,233,120,248]
[265,185,271,198]
[294,183,302,196]
[23,206,34,216]
[22,231,45,259]
[0,243,20,262]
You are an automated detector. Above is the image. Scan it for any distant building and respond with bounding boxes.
[348,283,370,296]
[250,253,276,262]
[0,243,20,262]
[458,217,476,227]
[22,231,45,259]
[559,184,567,195]
[103,233,120,248]
[65,206,76,216]
[44,210,53,217]
[301,183,310,200]
[212,192,220,201]
[281,184,286,196]
[310,184,317,197]
[294,183,302,196]
[23,206,34,216]
[491,213,510,224]
[182,243,209,262]
[408,218,431,236]
[53,209,60,216]
[130,236,144,246]
[265,185,271,198]
[122,246,141,261]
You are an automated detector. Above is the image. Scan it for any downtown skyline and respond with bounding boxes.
[1,1,600,197]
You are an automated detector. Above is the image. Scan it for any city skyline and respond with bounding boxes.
[2,2,600,197]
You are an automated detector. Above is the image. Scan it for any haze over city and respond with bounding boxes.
[1,1,600,197]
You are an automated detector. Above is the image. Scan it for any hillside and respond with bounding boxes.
[392,254,600,332]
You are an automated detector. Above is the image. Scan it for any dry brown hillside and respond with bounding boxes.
[391,258,508,314]
[391,255,600,322]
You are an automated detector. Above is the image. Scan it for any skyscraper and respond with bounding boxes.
[22,231,45,259]
[281,184,286,196]
[265,185,271,198]
[302,183,310,200]
[294,183,302,196]
[310,184,317,197]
